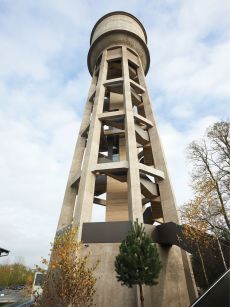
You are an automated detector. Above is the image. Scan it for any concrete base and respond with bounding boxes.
[82,243,137,307]
[83,243,190,307]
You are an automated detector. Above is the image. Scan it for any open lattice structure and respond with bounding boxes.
[56,12,197,307]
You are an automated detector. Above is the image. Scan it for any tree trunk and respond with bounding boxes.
[139,284,144,307]
[214,180,230,230]
[205,159,230,230]
[213,228,227,270]
[200,148,230,230]
[197,242,209,287]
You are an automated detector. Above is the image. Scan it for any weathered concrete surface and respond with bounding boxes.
[57,74,97,231]
[73,51,108,239]
[81,243,137,307]
[91,12,147,44]
[88,11,150,76]
[88,32,150,77]
[106,177,129,221]
[142,246,190,307]
[122,46,143,223]
[84,243,190,307]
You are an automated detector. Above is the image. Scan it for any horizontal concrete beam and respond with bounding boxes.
[103,77,124,94]
[139,163,165,180]
[130,79,145,94]
[134,113,154,128]
[93,197,107,206]
[140,175,159,199]
[92,161,129,173]
[131,88,142,106]
[98,157,112,163]
[135,124,149,145]
[98,110,125,120]
[104,128,125,136]
[104,77,123,86]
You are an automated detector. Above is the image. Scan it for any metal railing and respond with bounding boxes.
[190,269,230,307]
[7,298,34,307]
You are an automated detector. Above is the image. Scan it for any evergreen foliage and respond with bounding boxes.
[115,220,162,307]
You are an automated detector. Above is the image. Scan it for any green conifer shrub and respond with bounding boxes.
[115,220,162,307]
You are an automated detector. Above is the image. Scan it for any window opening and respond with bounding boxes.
[128,60,139,84]
[107,59,122,80]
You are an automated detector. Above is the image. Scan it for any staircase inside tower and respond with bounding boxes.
[90,46,165,225]
[69,46,166,226]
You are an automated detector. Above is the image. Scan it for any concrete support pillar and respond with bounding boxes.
[73,51,108,238]
[137,61,179,223]
[137,59,197,302]
[122,46,143,222]
[57,74,97,230]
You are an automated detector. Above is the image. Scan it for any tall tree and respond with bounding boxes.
[180,121,230,287]
[36,226,98,307]
[187,121,230,231]
[115,220,162,307]
[180,199,216,286]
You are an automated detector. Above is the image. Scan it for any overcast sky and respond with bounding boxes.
[0,0,229,267]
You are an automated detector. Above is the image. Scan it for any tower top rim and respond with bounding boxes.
[90,11,148,45]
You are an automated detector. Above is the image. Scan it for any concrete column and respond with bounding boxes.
[73,51,108,237]
[57,74,97,231]
[137,60,179,223]
[122,46,143,222]
[137,59,197,301]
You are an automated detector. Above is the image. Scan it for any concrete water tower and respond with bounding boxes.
[56,11,197,306]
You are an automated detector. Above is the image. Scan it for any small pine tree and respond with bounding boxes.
[115,220,162,307]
